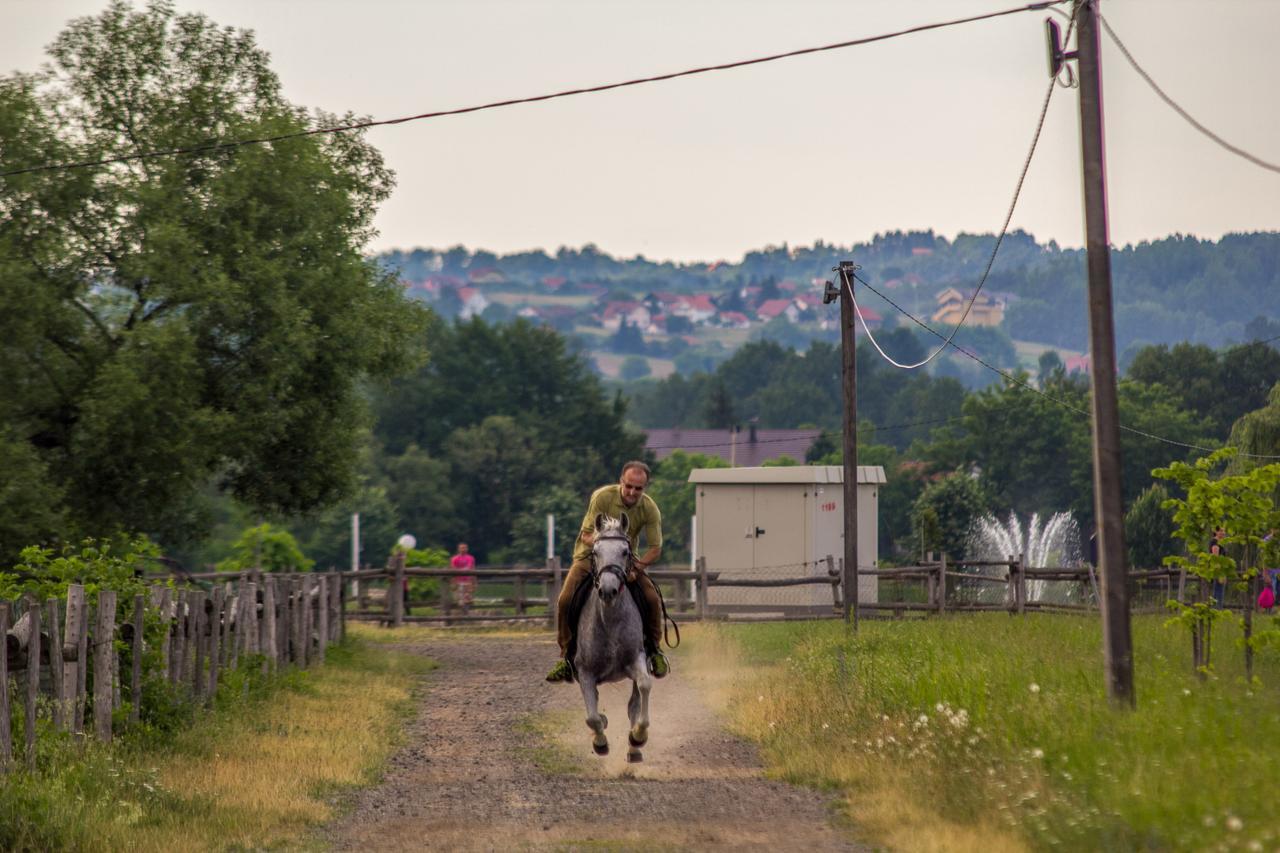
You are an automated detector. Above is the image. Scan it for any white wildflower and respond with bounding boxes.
[821,722,830,730]
[1226,816,1243,832]
[1029,683,1041,694]
[1031,748,1044,759]
[1182,688,1191,696]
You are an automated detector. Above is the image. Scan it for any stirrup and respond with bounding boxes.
[648,652,670,679]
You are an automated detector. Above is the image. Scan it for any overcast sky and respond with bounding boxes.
[6,0,1278,262]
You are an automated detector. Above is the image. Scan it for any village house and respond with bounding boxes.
[456,286,489,319]
[931,287,1007,327]
[601,301,652,331]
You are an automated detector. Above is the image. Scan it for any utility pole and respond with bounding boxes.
[826,261,858,629]
[1067,0,1135,706]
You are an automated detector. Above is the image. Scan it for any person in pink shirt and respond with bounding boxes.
[450,542,477,610]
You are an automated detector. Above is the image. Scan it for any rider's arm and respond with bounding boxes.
[635,498,663,568]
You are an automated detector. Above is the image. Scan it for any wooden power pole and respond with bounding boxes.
[828,261,859,629]
[1072,0,1135,706]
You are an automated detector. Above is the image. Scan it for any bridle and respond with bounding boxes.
[591,531,631,592]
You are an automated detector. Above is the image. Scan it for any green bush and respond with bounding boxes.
[216,523,313,573]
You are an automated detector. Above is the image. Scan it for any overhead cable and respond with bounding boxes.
[1098,13,1280,175]
[0,1,1065,179]
[852,274,1280,460]
[846,6,1074,370]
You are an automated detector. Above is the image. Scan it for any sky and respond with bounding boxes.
[5,0,1279,263]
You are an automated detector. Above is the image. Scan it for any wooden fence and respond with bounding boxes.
[0,571,345,769]
[339,550,1207,628]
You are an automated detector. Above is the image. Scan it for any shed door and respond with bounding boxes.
[752,485,807,570]
[700,484,754,571]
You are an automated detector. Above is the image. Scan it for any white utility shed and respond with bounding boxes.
[689,465,886,611]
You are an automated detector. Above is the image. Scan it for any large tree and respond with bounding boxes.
[0,1,427,557]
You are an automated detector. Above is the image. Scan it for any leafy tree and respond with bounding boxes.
[911,473,990,560]
[380,444,460,551]
[1037,350,1064,385]
[508,484,585,565]
[216,523,313,573]
[1124,484,1176,570]
[1227,381,1280,472]
[645,451,729,564]
[1155,448,1280,673]
[702,380,737,429]
[619,355,652,381]
[0,429,65,564]
[0,1,427,548]
[609,320,647,354]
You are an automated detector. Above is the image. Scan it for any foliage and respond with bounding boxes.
[1154,447,1280,671]
[911,473,990,559]
[1226,380,1280,473]
[215,523,313,573]
[0,537,158,602]
[645,450,730,564]
[0,1,429,554]
[401,545,449,601]
[713,613,1280,852]
[1123,484,1176,569]
[507,485,586,565]
[619,355,651,381]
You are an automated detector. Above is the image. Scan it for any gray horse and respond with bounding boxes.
[574,513,653,762]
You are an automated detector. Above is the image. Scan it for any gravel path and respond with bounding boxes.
[325,633,862,852]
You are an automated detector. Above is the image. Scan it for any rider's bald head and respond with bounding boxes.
[619,461,650,507]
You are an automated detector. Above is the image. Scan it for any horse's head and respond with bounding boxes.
[592,513,631,605]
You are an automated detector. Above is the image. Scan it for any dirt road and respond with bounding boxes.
[325,632,863,852]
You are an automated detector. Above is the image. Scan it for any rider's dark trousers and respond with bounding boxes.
[556,558,663,657]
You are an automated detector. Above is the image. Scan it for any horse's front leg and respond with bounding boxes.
[625,651,652,762]
[579,675,609,756]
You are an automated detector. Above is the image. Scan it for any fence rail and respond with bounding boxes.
[0,571,346,768]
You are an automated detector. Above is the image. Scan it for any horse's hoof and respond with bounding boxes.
[593,741,609,756]
[627,749,643,763]
[628,731,648,748]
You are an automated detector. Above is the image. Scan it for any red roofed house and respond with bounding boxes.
[601,301,651,331]
[456,287,490,319]
[718,311,751,330]
[756,298,794,322]
[670,294,716,324]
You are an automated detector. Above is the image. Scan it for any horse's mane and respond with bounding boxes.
[598,516,625,536]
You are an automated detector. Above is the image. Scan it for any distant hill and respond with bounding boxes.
[375,230,1280,362]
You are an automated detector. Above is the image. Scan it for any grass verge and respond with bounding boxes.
[697,613,1280,852]
[0,625,432,851]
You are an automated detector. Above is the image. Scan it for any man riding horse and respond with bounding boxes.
[546,460,669,682]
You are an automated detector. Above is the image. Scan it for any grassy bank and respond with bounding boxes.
[0,625,431,851]
[702,613,1280,852]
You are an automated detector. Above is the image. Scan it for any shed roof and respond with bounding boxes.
[688,465,887,485]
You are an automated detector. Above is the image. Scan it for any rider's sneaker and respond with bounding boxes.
[649,652,670,679]
[545,659,574,683]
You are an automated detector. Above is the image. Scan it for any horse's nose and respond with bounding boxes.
[600,586,617,603]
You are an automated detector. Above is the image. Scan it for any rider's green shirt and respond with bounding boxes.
[573,484,662,564]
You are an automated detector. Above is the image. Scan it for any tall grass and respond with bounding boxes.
[0,628,431,851]
[707,613,1280,852]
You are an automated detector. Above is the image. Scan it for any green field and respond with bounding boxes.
[703,613,1280,852]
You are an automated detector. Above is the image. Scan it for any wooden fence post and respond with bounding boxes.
[130,594,144,726]
[291,578,305,666]
[75,600,89,734]
[172,589,187,686]
[192,590,206,699]
[262,576,278,673]
[441,570,453,626]
[153,587,172,683]
[1017,553,1027,615]
[243,581,258,657]
[938,555,948,615]
[696,557,709,620]
[47,599,65,731]
[302,575,314,666]
[227,580,241,672]
[94,590,117,743]
[63,585,85,732]
[24,599,40,768]
[0,603,10,768]
[338,573,347,641]
[208,586,223,703]
[515,574,527,616]
[316,576,328,665]
[391,552,406,629]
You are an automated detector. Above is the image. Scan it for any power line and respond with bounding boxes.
[853,273,1280,460]
[644,414,967,452]
[1098,13,1280,175]
[852,6,1075,371]
[0,1,1064,180]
